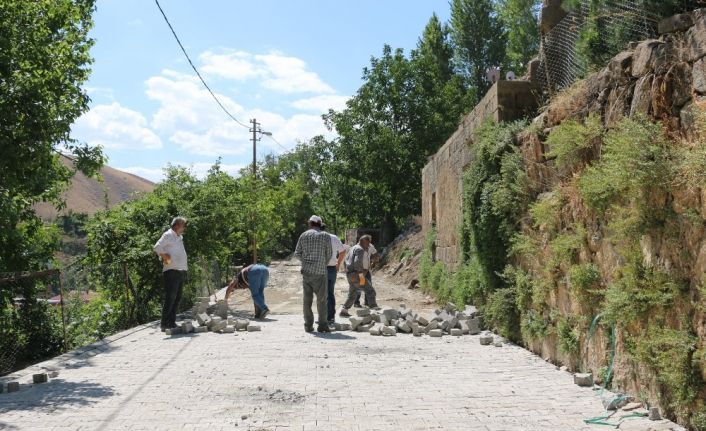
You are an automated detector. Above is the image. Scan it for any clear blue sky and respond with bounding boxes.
[73,0,452,182]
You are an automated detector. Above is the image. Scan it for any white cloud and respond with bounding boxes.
[85,86,115,101]
[200,51,258,81]
[291,95,350,112]
[72,102,162,150]
[119,162,245,183]
[200,49,334,95]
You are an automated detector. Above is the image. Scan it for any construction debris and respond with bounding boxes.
[163,295,266,338]
[32,374,48,384]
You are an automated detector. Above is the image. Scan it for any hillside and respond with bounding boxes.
[34,155,155,219]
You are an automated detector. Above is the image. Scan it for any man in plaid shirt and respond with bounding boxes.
[294,215,333,333]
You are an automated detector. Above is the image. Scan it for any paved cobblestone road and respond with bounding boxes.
[0,264,683,431]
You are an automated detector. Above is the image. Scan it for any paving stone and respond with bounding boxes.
[369,324,383,336]
[381,325,397,336]
[429,329,443,337]
[459,320,470,335]
[371,313,381,323]
[227,317,234,325]
[32,374,48,384]
[207,316,222,329]
[355,308,371,317]
[468,318,481,335]
[235,319,250,331]
[222,326,235,333]
[622,402,643,411]
[574,373,593,387]
[196,313,210,326]
[361,315,373,325]
[649,407,661,420]
[426,320,439,332]
[417,316,429,326]
[246,325,261,332]
[396,320,412,334]
[7,382,19,393]
[480,334,494,345]
[444,302,457,313]
[378,314,389,326]
[334,322,351,331]
[493,341,503,347]
[48,371,60,378]
[211,320,228,333]
[382,308,399,320]
[181,321,194,334]
[357,324,373,333]
[194,326,208,333]
[450,328,462,336]
[349,317,364,330]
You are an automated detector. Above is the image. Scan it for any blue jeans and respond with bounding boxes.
[248,265,269,311]
[326,266,337,323]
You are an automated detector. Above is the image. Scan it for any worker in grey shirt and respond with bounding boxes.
[153,216,188,331]
[339,235,379,317]
[294,215,333,333]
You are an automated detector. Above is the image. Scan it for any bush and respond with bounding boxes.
[545,114,602,176]
[462,119,530,288]
[418,228,436,289]
[633,327,700,420]
[529,189,562,232]
[548,224,586,268]
[568,263,602,306]
[557,314,580,356]
[450,256,490,307]
[578,116,672,213]
[485,288,521,342]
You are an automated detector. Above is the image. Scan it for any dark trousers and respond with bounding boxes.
[343,272,377,309]
[161,270,186,328]
[354,271,372,306]
[326,266,337,323]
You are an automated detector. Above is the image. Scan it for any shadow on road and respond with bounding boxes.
[0,379,115,414]
[311,332,356,340]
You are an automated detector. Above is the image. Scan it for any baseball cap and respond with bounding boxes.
[309,215,322,224]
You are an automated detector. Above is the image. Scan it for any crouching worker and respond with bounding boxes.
[339,235,379,317]
[225,264,270,319]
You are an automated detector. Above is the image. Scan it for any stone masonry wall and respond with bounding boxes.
[421,80,539,270]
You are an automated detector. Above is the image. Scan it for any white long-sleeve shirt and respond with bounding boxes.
[327,234,347,266]
[154,228,188,272]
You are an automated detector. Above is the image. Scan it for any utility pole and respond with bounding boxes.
[250,118,259,264]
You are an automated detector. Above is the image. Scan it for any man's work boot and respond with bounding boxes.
[339,308,351,317]
[254,304,262,319]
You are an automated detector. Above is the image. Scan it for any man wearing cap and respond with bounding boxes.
[294,216,333,333]
[321,224,347,327]
[154,216,188,331]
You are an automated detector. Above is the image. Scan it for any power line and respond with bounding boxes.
[153,0,249,130]
[264,133,290,153]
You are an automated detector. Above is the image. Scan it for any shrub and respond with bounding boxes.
[568,263,602,306]
[529,189,562,232]
[451,256,490,307]
[485,288,521,342]
[633,327,700,419]
[521,309,551,340]
[418,228,436,289]
[545,114,602,176]
[557,314,581,356]
[578,116,672,213]
[549,224,586,268]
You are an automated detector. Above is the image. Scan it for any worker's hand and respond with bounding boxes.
[160,253,171,265]
[335,263,340,272]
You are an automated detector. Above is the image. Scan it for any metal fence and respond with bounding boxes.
[537,0,703,96]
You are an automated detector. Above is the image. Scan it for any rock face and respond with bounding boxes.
[514,8,706,429]
[540,0,568,34]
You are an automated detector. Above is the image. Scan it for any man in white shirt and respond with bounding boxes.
[153,217,188,331]
[321,224,347,327]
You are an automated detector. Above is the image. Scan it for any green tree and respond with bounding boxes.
[0,0,103,273]
[410,14,472,155]
[496,0,541,75]
[449,0,506,99]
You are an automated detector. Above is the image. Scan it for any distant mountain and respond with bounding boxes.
[34,155,155,219]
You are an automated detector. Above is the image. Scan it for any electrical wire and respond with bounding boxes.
[154,0,249,130]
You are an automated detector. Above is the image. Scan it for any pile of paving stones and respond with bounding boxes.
[1,371,59,395]
[337,302,502,343]
[166,297,261,336]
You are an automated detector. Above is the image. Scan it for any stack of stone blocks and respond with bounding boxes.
[337,302,503,343]
[165,296,261,336]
